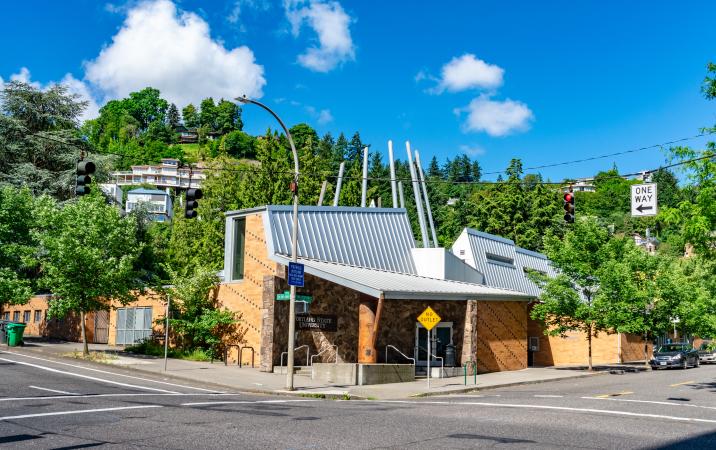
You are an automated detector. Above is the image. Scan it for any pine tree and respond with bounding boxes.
[167,103,181,128]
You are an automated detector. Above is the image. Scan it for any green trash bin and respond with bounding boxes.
[7,323,26,347]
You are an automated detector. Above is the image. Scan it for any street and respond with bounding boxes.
[1,351,715,449]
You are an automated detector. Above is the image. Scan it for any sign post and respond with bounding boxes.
[417,307,441,389]
[631,183,658,217]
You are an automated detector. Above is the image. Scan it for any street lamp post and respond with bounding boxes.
[237,96,300,390]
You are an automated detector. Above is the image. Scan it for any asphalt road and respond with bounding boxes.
[1,350,715,449]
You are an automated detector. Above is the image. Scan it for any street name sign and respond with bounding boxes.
[631,183,658,217]
[417,307,441,331]
[288,262,304,287]
[276,291,313,302]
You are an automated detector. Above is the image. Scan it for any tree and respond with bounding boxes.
[37,192,143,355]
[0,81,90,200]
[167,103,181,128]
[215,99,242,134]
[200,98,217,131]
[221,130,255,158]
[530,218,613,370]
[182,104,199,128]
[165,266,245,358]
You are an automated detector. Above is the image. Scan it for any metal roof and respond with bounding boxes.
[264,206,417,274]
[460,228,555,297]
[272,256,530,301]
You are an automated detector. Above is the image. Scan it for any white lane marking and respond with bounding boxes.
[534,395,564,398]
[0,393,239,402]
[367,400,716,425]
[0,405,162,421]
[0,357,177,394]
[28,386,78,395]
[582,397,716,411]
[182,399,318,406]
[1,351,220,393]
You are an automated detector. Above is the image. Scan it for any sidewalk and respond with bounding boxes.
[5,340,605,400]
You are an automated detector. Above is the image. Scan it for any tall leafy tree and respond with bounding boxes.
[530,218,613,370]
[182,104,199,128]
[36,192,142,355]
[215,99,242,134]
[200,98,217,130]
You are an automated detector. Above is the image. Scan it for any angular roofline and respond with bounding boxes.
[464,227,515,245]
[225,206,268,218]
[267,205,409,214]
[127,188,168,195]
[515,247,549,259]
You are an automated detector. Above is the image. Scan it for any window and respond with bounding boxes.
[13,311,20,322]
[116,307,153,345]
[23,311,30,323]
[34,310,42,323]
[486,252,514,266]
[232,218,246,280]
[2,312,9,321]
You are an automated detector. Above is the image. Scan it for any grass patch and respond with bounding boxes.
[298,393,326,399]
[63,351,118,363]
[124,340,212,362]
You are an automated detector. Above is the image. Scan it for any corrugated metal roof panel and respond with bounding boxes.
[266,206,417,274]
[273,256,530,301]
[463,228,555,296]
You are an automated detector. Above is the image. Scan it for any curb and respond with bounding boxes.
[409,371,608,398]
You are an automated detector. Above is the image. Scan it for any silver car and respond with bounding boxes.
[698,342,716,364]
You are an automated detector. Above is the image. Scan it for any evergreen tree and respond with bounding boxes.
[167,103,181,128]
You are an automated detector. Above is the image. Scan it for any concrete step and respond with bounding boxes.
[272,366,312,376]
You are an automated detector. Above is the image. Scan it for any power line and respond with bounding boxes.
[480,133,711,175]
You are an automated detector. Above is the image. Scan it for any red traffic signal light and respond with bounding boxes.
[563,190,575,223]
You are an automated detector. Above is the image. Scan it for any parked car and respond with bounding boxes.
[698,341,716,364]
[650,343,700,369]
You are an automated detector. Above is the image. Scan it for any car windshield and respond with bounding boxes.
[700,343,712,351]
[658,344,690,352]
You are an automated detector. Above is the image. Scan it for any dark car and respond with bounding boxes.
[650,343,700,369]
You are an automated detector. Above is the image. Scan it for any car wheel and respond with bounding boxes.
[682,359,688,369]
[695,358,700,368]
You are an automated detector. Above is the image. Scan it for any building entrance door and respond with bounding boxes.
[94,310,109,344]
[414,322,453,366]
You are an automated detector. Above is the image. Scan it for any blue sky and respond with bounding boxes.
[2,0,715,181]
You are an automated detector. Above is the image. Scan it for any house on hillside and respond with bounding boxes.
[125,188,173,222]
[110,158,204,190]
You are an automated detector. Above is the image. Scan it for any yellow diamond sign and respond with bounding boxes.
[417,306,441,331]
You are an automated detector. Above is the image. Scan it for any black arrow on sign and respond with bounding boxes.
[636,204,653,213]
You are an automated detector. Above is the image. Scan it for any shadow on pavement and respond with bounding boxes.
[655,429,716,449]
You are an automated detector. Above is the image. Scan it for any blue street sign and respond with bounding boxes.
[288,262,304,287]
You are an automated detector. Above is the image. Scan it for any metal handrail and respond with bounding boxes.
[414,345,445,378]
[279,345,310,374]
[238,346,255,368]
[385,345,416,365]
[224,344,241,366]
[310,345,338,380]
[464,360,477,385]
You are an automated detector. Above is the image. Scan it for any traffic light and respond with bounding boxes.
[75,160,96,196]
[563,189,575,223]
[185,188,203,219]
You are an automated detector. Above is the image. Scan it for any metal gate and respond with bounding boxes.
[93,310,109,344]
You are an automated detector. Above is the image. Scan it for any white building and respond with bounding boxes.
[125,188,173,222]
[562,179,595,193]
[100,183,124,208]
[110,158,204,189]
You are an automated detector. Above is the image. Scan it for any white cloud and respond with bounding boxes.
[459,144,486,156]
[284,0,355,72]
[434,54,503,94]
[85,0,265,107]
[317,108,333,124]
[228,0,270,25]
[10,67,41,88]
[60,74,100,121]
[456,95,533,137]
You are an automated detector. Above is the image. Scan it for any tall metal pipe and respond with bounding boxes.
[361,146,369,207]
[317,180,327,206]
[406,141,430,248]
[415,150,438,247]
[333,162,345,206]
[398,181,405,209]
[388,140,398,208]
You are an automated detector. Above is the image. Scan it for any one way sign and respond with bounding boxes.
[631,183,658,217]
